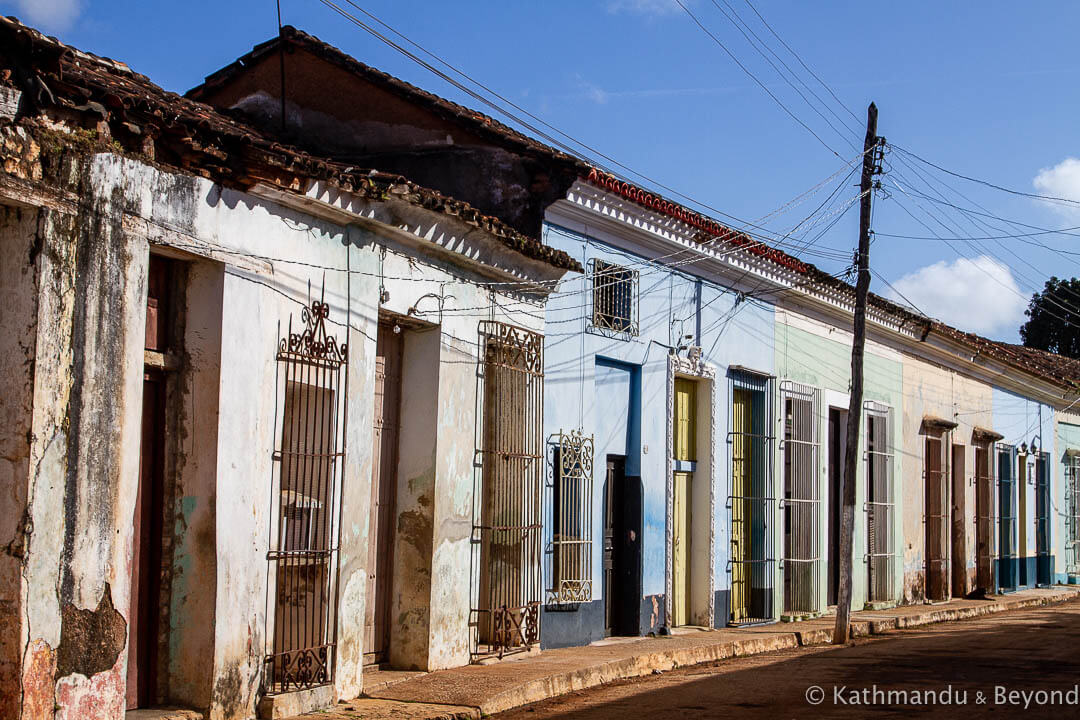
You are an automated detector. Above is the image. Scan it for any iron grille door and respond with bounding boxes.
[925,434,949,602]
[473,321,544,659]
[265,299,347,694]
[1035,452,1051,586]
[1067,455,1080,579]
[997,444,1017,593]
[864,402,894,604]
[974,443,996,593]
[549,430,594,604]
[780,381,820,617]
[728,371,775,625]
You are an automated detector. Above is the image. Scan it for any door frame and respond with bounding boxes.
[664,354,716,629]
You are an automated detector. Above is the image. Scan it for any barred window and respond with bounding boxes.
[1066,451,1080,578]
[589,259,638,338]
[548,430,594,604]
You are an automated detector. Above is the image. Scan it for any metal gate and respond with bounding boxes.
[924,434,949,601]
[997,444,1017,593]
[549,429,594,604]
[472,321,544,659]
[728,370,775,625]
[1067,452,1080,580]
[974,443,996,593]
[864,402,894,604]
[1035,452,1051,587]
[780,381,819,617]
[265,299,347,694]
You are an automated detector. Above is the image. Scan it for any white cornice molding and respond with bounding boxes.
[555,181,1080,409]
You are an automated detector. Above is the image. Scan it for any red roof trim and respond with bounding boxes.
[584,168,809,274]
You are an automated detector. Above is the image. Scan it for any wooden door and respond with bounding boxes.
[365,324,403,664]
[1018,458,1028,587]
[925,435,948,601]
[974,445,993,593]
[951,445,967,597]
[672,471,693,627]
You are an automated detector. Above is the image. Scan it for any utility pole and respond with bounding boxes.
[834,102,881,644]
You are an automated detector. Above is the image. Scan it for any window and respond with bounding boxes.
[549,430,594,604]
[1066,452,1080,578]
[864,402,894,603]
[589,259,638,338]
[780,381,819,616]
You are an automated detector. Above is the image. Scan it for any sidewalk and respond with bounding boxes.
[292,586,1080,720]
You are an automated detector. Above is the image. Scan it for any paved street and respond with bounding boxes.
[492,600,1080,719]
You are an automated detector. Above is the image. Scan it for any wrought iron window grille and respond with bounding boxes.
[547,430,595,605]
[264,299,347,696]
[588,259,639,339]
[727,370,776,625]
[471,321,544,660]
[864,401,894,604]
[1066,453,1080,577]
[779,380,820,617]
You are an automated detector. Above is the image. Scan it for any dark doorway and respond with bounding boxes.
[128,256,173,709]
[603,455,641,636]
[974,444,994,593]
[827,407,847,607]
[951,445,967,598]
[365,322,404,666]
[1036,453,1051,587]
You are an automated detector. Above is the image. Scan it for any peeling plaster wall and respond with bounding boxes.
[899,353,992,604]
[5,133,554,718]
[0,206,40,720]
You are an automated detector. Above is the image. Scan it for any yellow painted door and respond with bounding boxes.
[674,379,697,462]
[731,389,752,622]
[673,471,693,626]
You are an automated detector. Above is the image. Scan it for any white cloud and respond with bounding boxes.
[1033,157,1080,218]
[884,256,1028,337]
[3,0,82,31]
[607,0,684,16]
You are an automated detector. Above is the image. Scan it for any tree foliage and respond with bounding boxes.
[1020,276,1080,358]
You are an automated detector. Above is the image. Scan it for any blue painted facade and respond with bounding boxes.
[539,216,775,647]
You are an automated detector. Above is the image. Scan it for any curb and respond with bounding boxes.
[366,588,1080,718]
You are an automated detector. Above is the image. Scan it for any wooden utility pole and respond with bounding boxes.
[834,102,879,644]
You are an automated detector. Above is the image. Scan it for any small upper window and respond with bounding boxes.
[589,259,638,338]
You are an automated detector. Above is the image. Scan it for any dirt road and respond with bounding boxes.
[492,599,1080,719]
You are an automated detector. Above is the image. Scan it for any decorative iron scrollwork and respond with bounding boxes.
[278,300,348,365]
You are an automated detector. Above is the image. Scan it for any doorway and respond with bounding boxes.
[974,443,994,593]
[925,434,949,602]
[950,445,967,597]
[365,322,404,665]
[827,407,847,607]
[128,255,174,709]
[1018,456,1029,587]
[671,378,696,627]
[1036,453,1051,586]
[603,455,641,636]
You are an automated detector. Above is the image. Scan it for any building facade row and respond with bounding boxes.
[2,17,1079,720]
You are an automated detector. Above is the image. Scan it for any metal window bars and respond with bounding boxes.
[727,370,776,625]
[864,402,894,604]
[997,443,1017,592]
[1066,453,1080,578]
[974,442,997,593]
[548,430,595,604]
[472,321,544,660]
[1035,452,1051,586]
[588,259,639,339]
[924,433,949,602]
[264,299,347,695]
[780,381,820,617]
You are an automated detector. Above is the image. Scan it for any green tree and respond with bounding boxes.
[1020,276,1080,358]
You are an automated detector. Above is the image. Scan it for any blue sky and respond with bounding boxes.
[10,0,1080,342]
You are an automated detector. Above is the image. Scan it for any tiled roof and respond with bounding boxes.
[0,16,581,273]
